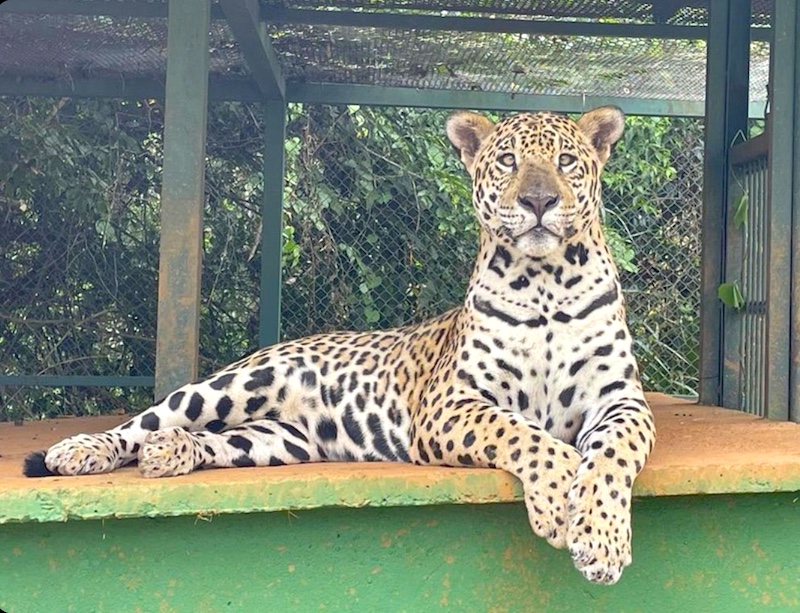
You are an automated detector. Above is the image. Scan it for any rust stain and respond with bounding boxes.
[124,577,142,591]
[723,358,741,374]
[440,572,452,607]
[692,570,707,585]
[750,540,768,559]
[501,546,514,571]
[158,599,176,613]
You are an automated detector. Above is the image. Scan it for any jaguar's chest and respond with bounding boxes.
[454,331,595,444]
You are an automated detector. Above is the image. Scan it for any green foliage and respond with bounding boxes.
[0,98,702,418]
[0,98,163,419]
[600,115,704,396]
[279,104,477,339]
[733,191,749,229]
[718,282,745,310]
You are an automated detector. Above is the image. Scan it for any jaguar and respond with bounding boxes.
[25,106,656,585]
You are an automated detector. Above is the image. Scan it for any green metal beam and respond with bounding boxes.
[0,376,153,387]
[264,7,772,42]
[220,0,285,100]
[153,0,210,400]
[0,76,262,102]
[0,0,226,19]
[287,82,767,119]
[700,0,752,407]
[0,74,768,119]
[259,101,286,346]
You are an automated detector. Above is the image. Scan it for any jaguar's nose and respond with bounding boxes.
[518,191,560,221]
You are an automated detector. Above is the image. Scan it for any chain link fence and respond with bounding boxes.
[604,116,703,397]
[279,106,703,396]
[0,98,702,421]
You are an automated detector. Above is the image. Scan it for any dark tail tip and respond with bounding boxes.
[23,451,57,477]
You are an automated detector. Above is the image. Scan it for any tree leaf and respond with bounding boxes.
[717,282,745,310]
[733,191,749,229]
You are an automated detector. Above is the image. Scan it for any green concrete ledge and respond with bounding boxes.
[1,394,799,524]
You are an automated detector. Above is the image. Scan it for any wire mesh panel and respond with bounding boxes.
[0,97,161,419]
[603,116,704,397]
[0,7,770,110]
[0,98,264,420]
[0,13,245,81]
[262,0,773,27]
[267,25,769,108]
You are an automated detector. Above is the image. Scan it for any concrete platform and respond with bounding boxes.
[1,393,799,524]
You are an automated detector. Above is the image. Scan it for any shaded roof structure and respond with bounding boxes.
[0,0,772,116]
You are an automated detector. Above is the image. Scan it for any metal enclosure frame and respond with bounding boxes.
[1,0,796,421]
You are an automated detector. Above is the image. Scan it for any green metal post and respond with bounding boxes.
[220,0,285,100]
[259,101,287,347]
[700,0,751,406]
[154,0,210,399]
[781,0,800,423]
[763,1,793,421]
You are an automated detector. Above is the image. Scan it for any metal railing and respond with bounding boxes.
[725,132,769,416]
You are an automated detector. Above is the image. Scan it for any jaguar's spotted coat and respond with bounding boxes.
[25,106,655,585]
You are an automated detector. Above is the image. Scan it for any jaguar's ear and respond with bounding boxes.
[446,111,496,176]
[577,106,625,165]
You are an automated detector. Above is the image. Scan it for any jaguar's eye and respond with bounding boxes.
[558,153,578,169]
[497,153,516,170]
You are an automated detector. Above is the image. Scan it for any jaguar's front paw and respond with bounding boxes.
[566,474,633,585]
[138,427,199,478]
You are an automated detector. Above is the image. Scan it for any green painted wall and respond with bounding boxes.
[1,494,798,612]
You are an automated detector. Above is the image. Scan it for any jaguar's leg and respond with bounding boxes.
[25,365,310,477]
[26,405,190,477]
[566,397,656,585]
[413,396,582,549]
[137,419,319,478]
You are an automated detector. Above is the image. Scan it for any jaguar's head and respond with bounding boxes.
[446,106,624,258]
